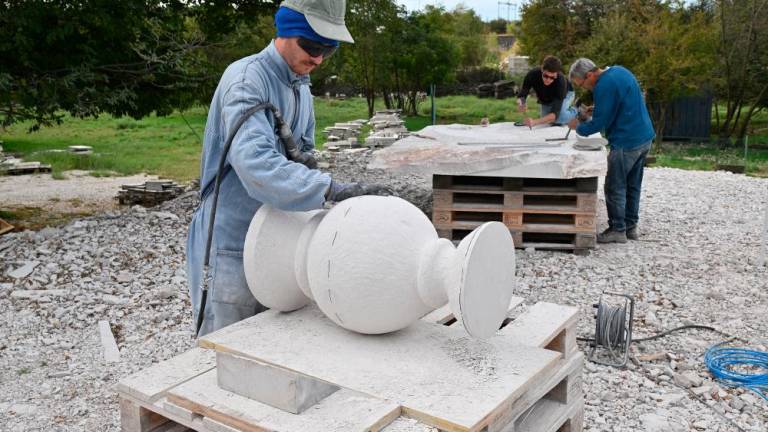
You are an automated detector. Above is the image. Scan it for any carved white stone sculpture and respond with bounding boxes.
[243,196,516,339]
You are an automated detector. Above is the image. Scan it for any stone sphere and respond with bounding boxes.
[306,196,436,334]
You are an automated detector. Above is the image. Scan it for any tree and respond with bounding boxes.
[419,5,488,70]
[0,0,280,131]
[488,18,509,34]
[581,1,717,140]
[389,12,460,115]
[516,0,619,65]
[711,0,768,145]
[0,0,211,130]
[517,0,578,64]
[633,2,716,140]
[342,0,403,117]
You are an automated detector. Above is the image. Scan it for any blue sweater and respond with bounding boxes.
[576,66,655,149]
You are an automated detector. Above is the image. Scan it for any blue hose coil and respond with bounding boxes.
[705,345,768,401]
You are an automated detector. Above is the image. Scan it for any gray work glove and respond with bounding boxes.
[325,180,395,202]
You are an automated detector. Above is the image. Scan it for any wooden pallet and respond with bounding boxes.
[0,162,52,175]
[118,300,583,432]
[0,218,13,236]
[432,174,598,252]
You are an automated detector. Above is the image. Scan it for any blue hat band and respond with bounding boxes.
[275,7,339,47]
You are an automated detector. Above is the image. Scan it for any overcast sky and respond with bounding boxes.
[395,0,527,21]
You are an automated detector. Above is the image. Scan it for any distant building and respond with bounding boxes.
[506,56,530,76]
[497,34,516,51]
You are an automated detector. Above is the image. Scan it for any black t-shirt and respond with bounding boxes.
[518,67,573,116]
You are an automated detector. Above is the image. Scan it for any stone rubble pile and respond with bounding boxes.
[0,157,766,431]
[116,180,185,207]
[323,119,367,150]
[365,109,410,148]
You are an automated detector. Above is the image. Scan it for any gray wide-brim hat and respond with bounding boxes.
[281,0,354,43]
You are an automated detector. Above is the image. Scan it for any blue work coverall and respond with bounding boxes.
[186,41,331,335]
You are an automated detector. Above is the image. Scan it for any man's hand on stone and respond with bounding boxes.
[567,118,579,130]
[524,117,534,128]
[326,181,395,202]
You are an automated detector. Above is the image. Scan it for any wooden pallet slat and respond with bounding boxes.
[433,190,597,214]
[166,370,401,432]
[433,175,597,193]
[0,218,14,236]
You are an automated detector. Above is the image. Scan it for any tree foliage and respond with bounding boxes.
[488,19,509,34]
[0,0,284,130]
[0,0,497,129]
[711,0,768,144]
[517,0,619,65]
[517,0,768,143]
[0,0,211,130]
[581,1,716,139]
[340,2,460,116]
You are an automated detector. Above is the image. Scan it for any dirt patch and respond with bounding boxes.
[0,170,160,230]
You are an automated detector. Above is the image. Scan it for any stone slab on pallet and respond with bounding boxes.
[118,300,583,432]
[368,123,607,179]
[420,300,583,432]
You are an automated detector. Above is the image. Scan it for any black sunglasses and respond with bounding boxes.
[297,37,337,58]
[542,72,558,81]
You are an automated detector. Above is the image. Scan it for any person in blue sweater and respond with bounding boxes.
[567,58,655,244]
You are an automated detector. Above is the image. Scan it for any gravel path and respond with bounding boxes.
[0,170,159,214]
[0,151,766,431]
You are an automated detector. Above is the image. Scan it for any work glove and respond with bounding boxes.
[325,180,395,202]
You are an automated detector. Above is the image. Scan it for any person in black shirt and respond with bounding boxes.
[517,55,577,127]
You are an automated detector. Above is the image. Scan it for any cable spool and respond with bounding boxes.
[588,292,635,367]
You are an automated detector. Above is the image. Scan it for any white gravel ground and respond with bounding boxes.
[0,154,766,431]
[0,170,159,214]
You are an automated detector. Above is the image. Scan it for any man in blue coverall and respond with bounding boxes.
[567,58,655,244]
[187,0,388,335]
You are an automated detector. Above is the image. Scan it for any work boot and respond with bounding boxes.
[626,226,639,240]
[597,228,627,244]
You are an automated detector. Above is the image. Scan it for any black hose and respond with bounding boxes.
[194,102,321,336]
[274,112,317,169]
[196,102,274,336]
[577,324,729,344]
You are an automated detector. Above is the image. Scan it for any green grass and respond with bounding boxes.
[651,142,768,176]
[416,95,533,124]
[2,96,767,180]
[2,109,206,181]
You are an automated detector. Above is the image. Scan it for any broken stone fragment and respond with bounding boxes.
[8,261,40,279]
